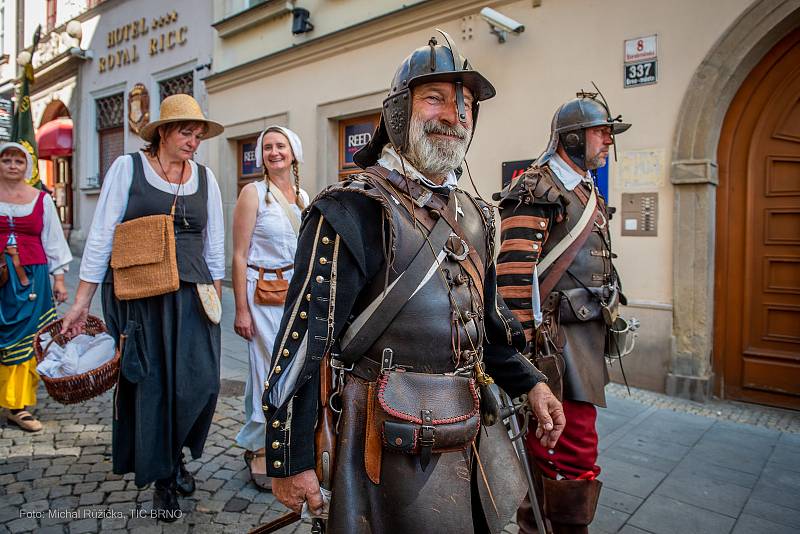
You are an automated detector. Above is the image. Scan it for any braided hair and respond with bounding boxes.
[261,126,304,208]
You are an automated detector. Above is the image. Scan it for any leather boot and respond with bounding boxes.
[153,479,181,523]
[542,478,602,534]
[175,457,196,496]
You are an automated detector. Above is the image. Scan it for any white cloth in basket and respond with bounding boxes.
[36,332,116,378]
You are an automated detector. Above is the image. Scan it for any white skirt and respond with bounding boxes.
[244,268,292,424]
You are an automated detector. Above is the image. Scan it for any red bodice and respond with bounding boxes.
[0,191,47,265]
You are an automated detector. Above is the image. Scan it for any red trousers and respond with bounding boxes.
[525,400,601,480]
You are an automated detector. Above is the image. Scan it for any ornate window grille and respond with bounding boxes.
[95,93,124,185]
[159,72,194,102]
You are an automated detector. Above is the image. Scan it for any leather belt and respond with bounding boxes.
[248,263,293,273]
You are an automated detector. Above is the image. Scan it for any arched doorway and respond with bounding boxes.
[667,0,800,405]
[715,28,800,409]
[37,100,73,235]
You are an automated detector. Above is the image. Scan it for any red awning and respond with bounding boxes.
[36,117,73,158]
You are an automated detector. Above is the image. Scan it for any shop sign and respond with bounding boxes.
[624,35,657,88]
[99,10,188,74]
[501,159,534,188]
[343,121,374,167]
[241,139,259,176]
[0,98,12,141]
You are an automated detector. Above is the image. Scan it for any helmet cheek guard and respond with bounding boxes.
[560,130,587,171]
[354,30,495,169]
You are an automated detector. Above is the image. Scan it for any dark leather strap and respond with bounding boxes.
[248,263,293,272]
[538,193,597,301]
[366,166,486,295]
[248,263,294,281]
[419,409,435,472]
[338,196,455,364]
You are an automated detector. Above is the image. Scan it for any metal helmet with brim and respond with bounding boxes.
[535,83,631,171]
[353,29,496,169]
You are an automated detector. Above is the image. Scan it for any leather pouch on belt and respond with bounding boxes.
[364,381,382,484]
[375,370,480,471]
[254,268,289,306]
[559,287,603,324]
[534,352,565,402]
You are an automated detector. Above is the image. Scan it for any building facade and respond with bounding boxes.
[12,0,99,238]
[204,0,800,409]
[69,0,214,248]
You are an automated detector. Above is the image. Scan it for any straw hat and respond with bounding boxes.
[139,94,224,142]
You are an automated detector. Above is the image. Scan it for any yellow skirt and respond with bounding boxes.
[0,358,39,409]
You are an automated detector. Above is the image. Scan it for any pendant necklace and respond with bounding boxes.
[156,155,189,228]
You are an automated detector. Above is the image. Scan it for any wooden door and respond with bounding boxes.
[716,28,800,409]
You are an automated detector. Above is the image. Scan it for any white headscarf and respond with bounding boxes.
[0,142,34,181]
[255,126,304,169]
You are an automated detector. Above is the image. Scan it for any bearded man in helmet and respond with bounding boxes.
[495,92,631,533]
[258,32,565,533]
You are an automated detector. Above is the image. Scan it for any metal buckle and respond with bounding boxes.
[413,190,433,208]
[330,357,354,372]
[419,409,435,445]
[381,348,394,373]
[445,233,470,261]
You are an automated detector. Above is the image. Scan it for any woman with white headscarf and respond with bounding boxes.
[0,142,71,432]
[232,126,309,490]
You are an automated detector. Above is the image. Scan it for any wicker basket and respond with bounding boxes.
[33,315,120,405]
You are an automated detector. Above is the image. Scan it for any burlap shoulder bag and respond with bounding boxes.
[110,182,181,300]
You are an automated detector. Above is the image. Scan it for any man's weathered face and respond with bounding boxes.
[584,125,613,170]
[404,82,474,180]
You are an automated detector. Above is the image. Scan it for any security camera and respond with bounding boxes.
[480,7,524,43]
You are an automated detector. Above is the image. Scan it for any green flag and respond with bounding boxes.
[12,26,41,189]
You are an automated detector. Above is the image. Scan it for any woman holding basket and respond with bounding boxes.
[0,142,71,432]
[62,95,225,520]
[232,126,308,490]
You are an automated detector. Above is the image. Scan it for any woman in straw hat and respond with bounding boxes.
[0,142,71,432]
[62,94,225,520]
[231,126,308,491]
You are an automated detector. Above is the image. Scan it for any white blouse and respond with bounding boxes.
[79,152,225,284]
[246,180,309,279]
[0,193,73,275]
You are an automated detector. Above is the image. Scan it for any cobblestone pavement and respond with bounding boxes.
[2,257,798,533]
[0,387,313,534]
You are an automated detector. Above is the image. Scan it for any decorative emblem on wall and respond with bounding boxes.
[128,83,149,134]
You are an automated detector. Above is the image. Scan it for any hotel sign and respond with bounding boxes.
[99,10,188,73]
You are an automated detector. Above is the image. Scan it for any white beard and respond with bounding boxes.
[404,114,472,178]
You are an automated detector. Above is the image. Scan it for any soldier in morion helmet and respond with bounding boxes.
[495,93,630,533]
[258,32,565,533]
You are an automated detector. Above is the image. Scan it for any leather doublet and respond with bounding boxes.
[497,164,618,407]
[356,175,491,373]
